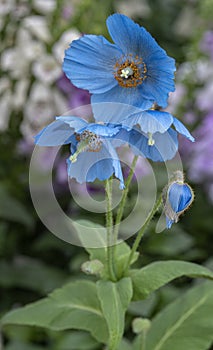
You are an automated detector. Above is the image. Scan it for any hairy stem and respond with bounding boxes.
[105,178,116,282]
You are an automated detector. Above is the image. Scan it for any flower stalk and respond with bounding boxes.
[105,178,117,282]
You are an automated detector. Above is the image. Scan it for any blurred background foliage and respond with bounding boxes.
[0,0,213,348]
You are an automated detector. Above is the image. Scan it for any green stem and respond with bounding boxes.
[114,155,138,238]
[105,178,116,282]
[124,195,162,274]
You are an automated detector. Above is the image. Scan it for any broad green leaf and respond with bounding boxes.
[1,280,108,343]
[97,277,133,350]
[0,257,68,294]
[145,281,213,350]
[0,186,34,228]
[55,331,99,350]
[130,260,213,300]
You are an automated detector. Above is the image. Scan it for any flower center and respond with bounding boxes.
[114,55,147,88]
[148,132,155,146]
[70,130,102,163]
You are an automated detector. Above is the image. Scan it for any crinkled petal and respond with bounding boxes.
[107,14,162,58]
[56,116,88,131]
[92,102,141,126]
[91,85,153,110]
[128,128,178,162]
[140,77,175,108]
[63,35,122,94]
[67,141,124,188]
[84,123,121,137]
[173,117,195,142]
[128,110,174,134]
[35,120,74,146]
[168,183,193,213]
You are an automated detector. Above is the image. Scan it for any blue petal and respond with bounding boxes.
[168,183,193,213]
[140,77,175,108]
[92,102,141,126]
[166,217,173,229]
[129,110,174,134]
[85,123,121,137]
[56,116,88,131]
[107,14,163,58]
[35,120,74,146]
[63,35,121,94]
[91,85,154,110]
[173,118,195,142]
[67,140,124,188]
[129,128,178,162]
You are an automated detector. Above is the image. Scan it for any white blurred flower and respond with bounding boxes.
[115,0,150,18]
[53,29,81,63]
[12,0,30,19]
[0,77,11,94]
[32,54,62,84]
[195,59,213,82]
[1,47,29,78]
[33,0,56,14]
[1,27,44,78]
[13,79,29,109]
[23,16,51,42]
[0,91,12,131]
[22,82,67,139]
[0,0,15,16]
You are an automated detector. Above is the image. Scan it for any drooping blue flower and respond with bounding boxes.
[162,172,194,228]
[92,103,195,143]
[114,125,179,162]
[63,14,176,110]
[35,116,125,189]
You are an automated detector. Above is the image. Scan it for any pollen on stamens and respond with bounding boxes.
[76,130,102,152]
[114,54,147,88]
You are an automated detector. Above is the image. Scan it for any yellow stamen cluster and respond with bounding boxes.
[114,54,147,88]
[70,131,102,163]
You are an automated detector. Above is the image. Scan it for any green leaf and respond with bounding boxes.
[0,186,34,228]
[130,260,213,300]
[1,280,108,343]
[117,338,132,350]
[0,257,68,294]
[144,281,213,350]
[97,277,133,350]
[55,331,99,350]
[5,341,46,350]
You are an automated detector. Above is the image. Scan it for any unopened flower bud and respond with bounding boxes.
[81,259,104,276]
[132,317,151,334]
[162,171,194,229]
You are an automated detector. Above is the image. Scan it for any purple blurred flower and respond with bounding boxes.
[187,112,213,184]
[200,31,213,60]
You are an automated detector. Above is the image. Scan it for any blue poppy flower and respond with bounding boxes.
[162,175,194,228]
[35,116,125,189]
[63,14,176,109]
[92,103,195,143]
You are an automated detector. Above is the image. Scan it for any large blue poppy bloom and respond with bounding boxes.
[35,116,125,189]
[163,179,194,229]
[63,14,176,109]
